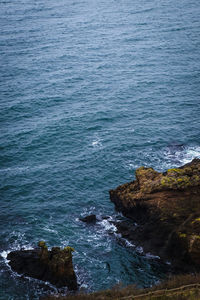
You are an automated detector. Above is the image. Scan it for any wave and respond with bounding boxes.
[0,163,50,176]
[181,146,200,164]
[126,144,200,174]
[99,218,117,233]
[163,144,200,166]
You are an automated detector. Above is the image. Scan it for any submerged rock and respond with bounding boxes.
[110,158,200,271]
[7,242,77,290]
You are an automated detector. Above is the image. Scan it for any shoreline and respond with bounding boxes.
[3,158,200,299]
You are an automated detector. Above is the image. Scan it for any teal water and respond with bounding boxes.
[0,0,200,299]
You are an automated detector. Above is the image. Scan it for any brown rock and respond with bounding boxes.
[110,158,200,271]
[7,242,77,290]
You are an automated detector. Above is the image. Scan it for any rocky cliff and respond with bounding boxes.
[110,158,200,271]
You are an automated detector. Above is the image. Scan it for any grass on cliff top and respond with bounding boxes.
[43,273,200,300]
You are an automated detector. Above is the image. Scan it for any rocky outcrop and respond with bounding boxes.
[7,241,77,290]
[110,158,200,271]
[79,214,97,224]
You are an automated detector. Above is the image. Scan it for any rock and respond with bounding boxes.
[7,242,77,290]
[109,158,200,271]
[79,214,97,224]
[101,216,110,220]
[114,220,137,239]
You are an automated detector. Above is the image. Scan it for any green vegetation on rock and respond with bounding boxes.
[110,159,200,269]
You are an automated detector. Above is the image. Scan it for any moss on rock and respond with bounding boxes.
[110,158,200,269]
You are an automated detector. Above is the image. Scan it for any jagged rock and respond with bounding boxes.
[7,242,77,290]
[79,214,97,224]
[110,158,200,271]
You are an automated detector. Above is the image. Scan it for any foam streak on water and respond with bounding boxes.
[0,0,200,299]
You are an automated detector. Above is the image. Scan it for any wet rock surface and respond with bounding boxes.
[110,158,200,272]
[7,242,77,290]
[79,214,97,224]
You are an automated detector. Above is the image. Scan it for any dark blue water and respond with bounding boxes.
[0,0,200,299]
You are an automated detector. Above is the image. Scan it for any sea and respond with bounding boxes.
[0,0,200,299]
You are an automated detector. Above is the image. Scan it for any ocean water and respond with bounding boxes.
[0,0,200,299]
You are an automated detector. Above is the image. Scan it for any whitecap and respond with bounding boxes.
[136,246,143,254]
[163,144,200,169]
[145,253,160,260]
[0,250,10,263]
[0,243,33,266]
[91,138,102,148]
[181,145,200,164]
[126,163,138,170]
[125,160,141,170]
[99,219,117,233]
[122,238,135,248]
[80,283,88,289]
[43,226,58,234]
